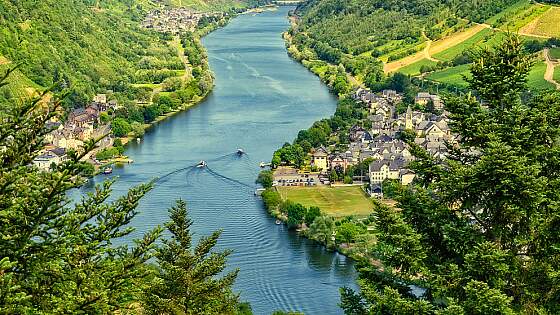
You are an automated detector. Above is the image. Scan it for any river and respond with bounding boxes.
[80,6,357,314]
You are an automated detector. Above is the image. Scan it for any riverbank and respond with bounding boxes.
[257,9,378,264]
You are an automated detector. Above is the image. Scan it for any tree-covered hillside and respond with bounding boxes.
[0,0,257,107]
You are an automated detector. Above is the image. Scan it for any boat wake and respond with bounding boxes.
[205,166,254,189]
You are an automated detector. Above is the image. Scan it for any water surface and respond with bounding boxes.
[83,7,357,314]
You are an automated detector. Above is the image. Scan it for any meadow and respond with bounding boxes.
[426,64,471,87]
[397,59,439,76]
[276,186,373,218]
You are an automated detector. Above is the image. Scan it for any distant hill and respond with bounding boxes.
[289,0,560,91]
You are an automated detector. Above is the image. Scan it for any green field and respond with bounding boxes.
[425,60,554,90]
[554,66,560,83]
[398,58,439,76]
[433,28,495,62]
[277,186,373,218]
[550,48,560,60]
[426,64,471,87]
[510,5,549,31]
[527,61,556,90]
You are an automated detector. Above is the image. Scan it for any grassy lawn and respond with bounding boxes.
[277,186,373,218]
[554,66,560,83]
[550,48,560,60]
[426,64,471,87]
[397,58,439,76]
[528,7,560,37]
[433,28,494,62]
[527,61,556,90]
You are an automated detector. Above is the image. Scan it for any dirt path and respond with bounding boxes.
[384,23,489,73]
[544,48,560,90]
[172,35,192,81]
[423,40,438,62]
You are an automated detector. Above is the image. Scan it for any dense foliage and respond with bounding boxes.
[0,76,245,313]
[341,36,560,314]
[0,0,162,107]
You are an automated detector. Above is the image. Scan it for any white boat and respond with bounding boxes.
[197,160,207,168]
[275,219,282,225]
[236,148,244,156]
[103,167,113,175]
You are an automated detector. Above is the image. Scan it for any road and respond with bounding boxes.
[544,48,560,90]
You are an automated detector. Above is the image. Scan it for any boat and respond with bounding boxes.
[103,167,113,175]
[136,138,141,143]
[236,148,244,156]
[196,160,207,168]
[275,219,282,225]
[260,162,271,168]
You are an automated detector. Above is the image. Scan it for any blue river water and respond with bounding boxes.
[79,6,357,314]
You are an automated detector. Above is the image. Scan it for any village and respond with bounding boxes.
[272,87,454,199]
[141,8,224,34]
[32,94,121,173]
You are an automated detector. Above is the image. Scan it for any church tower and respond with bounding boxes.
[405,105,413,130]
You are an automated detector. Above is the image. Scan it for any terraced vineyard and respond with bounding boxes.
[431,28,495,62]
[520,7,560,38]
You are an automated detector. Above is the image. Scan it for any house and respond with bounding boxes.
[68,108,92,127]
[33,152,64,171]
[400,169,416,185]
[311,147,329,172]
[415,92,444,110]
[329,153,348,172]
[369,158,403,184]
[93,94,107,104]
[415,92,432,105]
[349,125,373,143]
[382,89,398,100]
[369,158,414,186]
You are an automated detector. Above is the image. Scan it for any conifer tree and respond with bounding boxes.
[143,200,240,314]
[0,70,242,314]
[0,74,162,313]
[341,35,560,314]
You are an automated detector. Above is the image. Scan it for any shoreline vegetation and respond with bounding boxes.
[255,8,377,262]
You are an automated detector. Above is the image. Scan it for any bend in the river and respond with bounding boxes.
[80,7,357,314]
